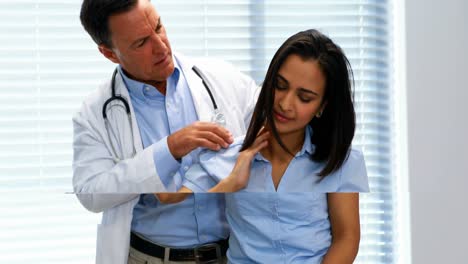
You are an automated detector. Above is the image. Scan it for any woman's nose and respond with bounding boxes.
[279,92,294,112]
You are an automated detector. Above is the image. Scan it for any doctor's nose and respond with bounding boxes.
[150,33,168,55]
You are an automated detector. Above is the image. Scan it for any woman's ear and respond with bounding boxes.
[98,44,120,64]
[316,101,328,118]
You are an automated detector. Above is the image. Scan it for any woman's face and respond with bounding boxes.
[272,54,326,138]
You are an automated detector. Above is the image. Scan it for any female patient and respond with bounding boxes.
[158,29,369,263]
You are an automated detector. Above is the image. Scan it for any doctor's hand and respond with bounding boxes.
[167,121,234,160]
[211,130,269,192]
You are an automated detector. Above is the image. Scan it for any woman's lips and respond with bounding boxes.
[274,111,292,123]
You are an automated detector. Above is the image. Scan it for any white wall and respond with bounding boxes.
[405,0,468,263]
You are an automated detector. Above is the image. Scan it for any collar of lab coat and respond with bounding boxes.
[174,52,217,123]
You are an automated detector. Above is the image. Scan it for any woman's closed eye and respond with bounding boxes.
[298,91,317,103]
[298,89,319,103]
[275,76,289,91]
[275,85,288,91]
[298,94,313,103]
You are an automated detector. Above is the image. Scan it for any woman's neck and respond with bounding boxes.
[260,129,305,164]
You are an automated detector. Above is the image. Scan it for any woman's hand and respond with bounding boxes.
[210,130,269,192]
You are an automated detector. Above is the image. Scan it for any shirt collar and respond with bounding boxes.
[118,55,181,101]
[253,125,315,161]
[297,125,315,157]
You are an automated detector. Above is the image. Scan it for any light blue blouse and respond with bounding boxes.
[183,126,369,263]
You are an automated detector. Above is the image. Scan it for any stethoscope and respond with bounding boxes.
[102,66,225,162]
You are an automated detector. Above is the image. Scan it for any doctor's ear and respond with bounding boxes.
[98,45,120,64]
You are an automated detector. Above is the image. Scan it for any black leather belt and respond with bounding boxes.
[130,232,228,263]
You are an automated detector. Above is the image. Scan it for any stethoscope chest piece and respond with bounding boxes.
[211,109,226,127]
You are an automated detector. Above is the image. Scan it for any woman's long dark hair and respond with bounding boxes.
[241,29,355,177]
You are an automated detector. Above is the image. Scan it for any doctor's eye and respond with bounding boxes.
[137,39,147,48]
[155,17,163,34]
[155,24,163,34]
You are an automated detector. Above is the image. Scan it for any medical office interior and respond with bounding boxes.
[0,0,467,263]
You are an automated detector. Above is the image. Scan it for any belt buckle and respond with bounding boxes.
[194,243,222,264]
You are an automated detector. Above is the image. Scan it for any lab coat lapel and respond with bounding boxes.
[176,54,214,122]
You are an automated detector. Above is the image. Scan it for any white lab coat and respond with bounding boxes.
[72,53,259,264]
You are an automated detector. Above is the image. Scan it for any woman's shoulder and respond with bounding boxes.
[346,148,365,166]
[336,147,370,192]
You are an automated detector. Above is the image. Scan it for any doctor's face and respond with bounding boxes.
[101,0,174,85]
[273,54,326,138]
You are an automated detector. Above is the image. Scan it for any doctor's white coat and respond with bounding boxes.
[72,53,259,264]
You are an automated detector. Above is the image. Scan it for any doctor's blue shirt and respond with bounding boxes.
[183,126,369,262]
[119,56,228,247]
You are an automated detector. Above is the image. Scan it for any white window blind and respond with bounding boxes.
[0,1,400,263]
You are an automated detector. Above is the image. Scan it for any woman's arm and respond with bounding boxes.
[155,175,242,202]
[208,130,269,192]
[321,193,361,264]
[156,160,250,203]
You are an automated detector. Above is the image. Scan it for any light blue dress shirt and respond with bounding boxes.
[120,56,228,247]
[183,126,369,262]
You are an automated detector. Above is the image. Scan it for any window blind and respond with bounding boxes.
[0,0,399,263]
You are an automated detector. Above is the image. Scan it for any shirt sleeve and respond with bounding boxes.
[337,149,370,192]
[183,145,240,192]
[182,163,217,192]
[152,136,181,191]
[182,149,220,192]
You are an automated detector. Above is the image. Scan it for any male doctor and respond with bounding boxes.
[73,0,258,263]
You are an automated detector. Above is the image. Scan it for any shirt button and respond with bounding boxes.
[184,166,189,171]
[145,87,150,92]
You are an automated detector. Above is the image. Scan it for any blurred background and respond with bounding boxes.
[0,0,466,263]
